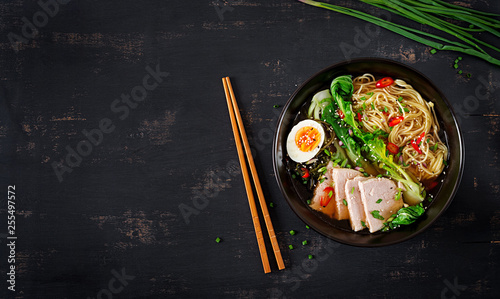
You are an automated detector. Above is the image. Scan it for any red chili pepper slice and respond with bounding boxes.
[320,187,335,207]
[388,116,404,127]
[411,140,423,154]
[337,109,345,119]
[357,112,362,122]
[425,181,439,191]
[387,142,399,155]
[416,132,426,146]
[301,168,310,178]
[376,77,394,88]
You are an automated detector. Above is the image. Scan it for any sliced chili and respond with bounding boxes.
[301,168,310,178]
[416,132,426,146]
[410,132,426,154]
[388,116,404,127]
[357,112,362,122]
[376,77,394,88]
[425,181,439,191]
[387,142,399,155]
[320,187,334,207]
[337,109,345,119]
[411,140,423,154]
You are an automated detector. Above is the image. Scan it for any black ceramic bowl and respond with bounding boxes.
[272,58,465,247]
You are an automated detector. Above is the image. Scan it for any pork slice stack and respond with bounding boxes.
[310,166,405,233]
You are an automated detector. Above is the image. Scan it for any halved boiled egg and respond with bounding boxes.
[286,119,325,163]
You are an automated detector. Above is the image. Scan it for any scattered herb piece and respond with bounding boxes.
[289,230,296,236]
[467,73,472,78]
[351,187,355,194]
[343,199,348,206]
[308,255,313,260]
[307,199,311,205]
[269,202,275,208]
[361,221,366,227]
[376,199,382,204]
[302,240,308,245]
[395,189,402,201]
[306,225,310,229]
[215,237,222,243]
[340,159,348,168]
[430,49,437,54]
[273,105,280,108]
[289,244,294,250]
[371,210,384,220]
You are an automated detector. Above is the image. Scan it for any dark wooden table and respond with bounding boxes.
[1,1,499,298]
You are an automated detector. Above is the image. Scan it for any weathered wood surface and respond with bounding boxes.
[0,0,499,298]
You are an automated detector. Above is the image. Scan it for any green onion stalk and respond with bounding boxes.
[298,0,500,67]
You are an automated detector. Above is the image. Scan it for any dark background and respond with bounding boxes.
[0,0,499,298]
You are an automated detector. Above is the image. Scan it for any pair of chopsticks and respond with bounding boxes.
[222,77,285,273]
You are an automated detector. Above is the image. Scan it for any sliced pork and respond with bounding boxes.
[309,162,336,217]
[359,178,404,233]
[331,168,363,220]
[344,176,370,231]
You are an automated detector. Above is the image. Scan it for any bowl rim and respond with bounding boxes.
[272,57,465,247]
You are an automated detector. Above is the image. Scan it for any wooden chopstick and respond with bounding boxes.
[222,77,271,273]
[222,77,285,273]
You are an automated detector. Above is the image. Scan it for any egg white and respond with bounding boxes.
[286,119,325,163]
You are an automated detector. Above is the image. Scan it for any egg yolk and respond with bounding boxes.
[295,126,321,152]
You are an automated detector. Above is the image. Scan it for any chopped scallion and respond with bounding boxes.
[371,210,384,220]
